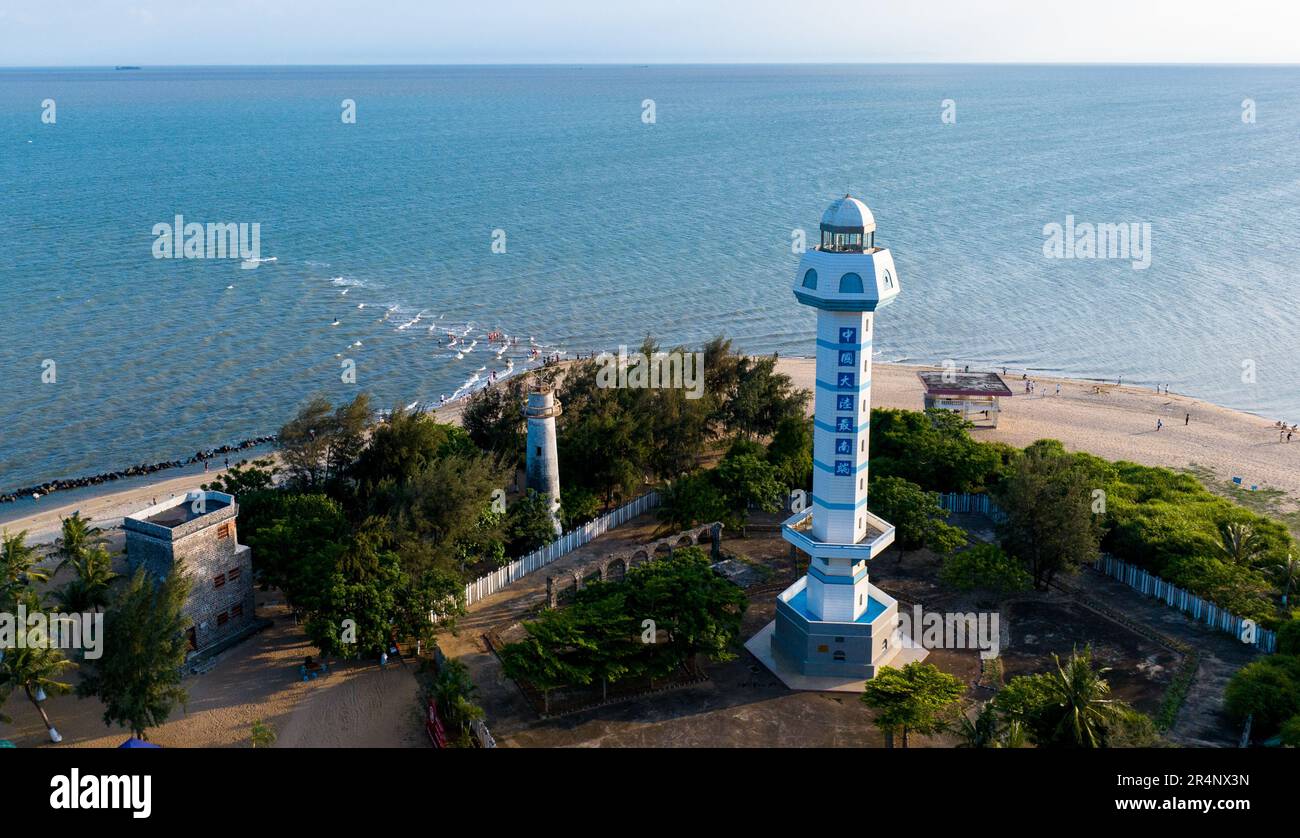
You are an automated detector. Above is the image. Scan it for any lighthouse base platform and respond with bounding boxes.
[745,573,929,693]
[745,620,928,693]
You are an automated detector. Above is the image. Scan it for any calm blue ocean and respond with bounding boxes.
[2,65,1299,494]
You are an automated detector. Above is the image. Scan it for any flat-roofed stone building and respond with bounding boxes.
[123,490,254,655]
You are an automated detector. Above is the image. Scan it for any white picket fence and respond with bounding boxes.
[938,491,1007,522]
[939,492,1278,654]
[1094,555,1278,653]
[463,491,660,606]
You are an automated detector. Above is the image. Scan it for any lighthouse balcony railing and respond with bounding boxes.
[780,507,896,560]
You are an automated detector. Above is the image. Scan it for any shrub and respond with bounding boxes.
[941,543,1031,593]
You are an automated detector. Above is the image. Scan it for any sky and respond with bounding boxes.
[2,0,1299,66]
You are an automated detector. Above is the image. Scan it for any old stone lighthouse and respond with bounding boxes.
[524,389,563,535]
[746,195,926,690]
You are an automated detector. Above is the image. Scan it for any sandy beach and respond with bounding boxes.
[4,361,1297,546]
[781,360,1300,505]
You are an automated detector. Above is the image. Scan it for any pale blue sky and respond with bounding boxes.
[3,0,1299,66]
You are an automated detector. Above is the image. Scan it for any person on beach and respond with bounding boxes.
[1055,383,1061,396]
[1156,419,1163,432]
[1185,412,1190,426]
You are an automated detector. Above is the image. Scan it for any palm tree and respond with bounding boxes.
[956,701,1002,748]
[1,529,49,602]
[1044,647,1122,748]
[1276,553,1298,607]
[1217,521,1266,567]
[54,512,105,575]
[0,591,75,741]
[53,545,116,614]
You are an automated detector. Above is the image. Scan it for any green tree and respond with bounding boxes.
[722,355,808,440]
[202,456,280,495]
[506,489,560,556]
[393,566,466,647]
[623,547,748,669]
[383,451,507,572]
[0,590,74,740]
[462,378,527,467]
[250,719,277,748]
[498,607,594,715]
[657,471,726,532]
[54,511,106,575]
[940,543,1031,593]
[277,396,336,489]
[243,493,350,610]
[1041,647,1124,748]
[1224,655,1300,738]
[996,648,1130,748]
[1277,554,1298,607]
[767,415,813,492]
[1,529,48,604]
[557,369,648,504]
[431,658,486,744]
[1218,521,1267,567]
[1277,621,1300,656]
[713,453,783,532]
[869,408,1012,493]
[304,525,404,658]
[560,486,601,529]
[1280,714,1300,746]
[351,408,476,506]
[53,543,117,615]
[77,566,192,739]
[868,476,967,563]
[860,661,965,748]
[956,701,1004,748]
[994,441,1102,589]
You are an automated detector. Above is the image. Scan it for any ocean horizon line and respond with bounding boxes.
[7,61,1300,70]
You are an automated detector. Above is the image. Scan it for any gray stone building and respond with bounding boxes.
[123,490,255,655]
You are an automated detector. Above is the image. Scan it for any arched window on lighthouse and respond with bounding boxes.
[840,273,864,294]
[802,269,818,290]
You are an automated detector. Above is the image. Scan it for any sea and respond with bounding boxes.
[2,64,1299,500]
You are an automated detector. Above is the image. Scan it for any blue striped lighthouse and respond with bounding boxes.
[749,195,926,688]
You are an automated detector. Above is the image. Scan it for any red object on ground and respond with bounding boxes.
[426,698,448,748]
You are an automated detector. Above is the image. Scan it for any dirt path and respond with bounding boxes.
[5,601,423,749]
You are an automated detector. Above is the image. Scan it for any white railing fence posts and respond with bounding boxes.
[938,491,1278,654]
[462,491,661,606]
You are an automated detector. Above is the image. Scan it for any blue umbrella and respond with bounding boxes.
[118,738,161,748]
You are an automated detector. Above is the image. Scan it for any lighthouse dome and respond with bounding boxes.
[820,195,876,234]
[818,195,877,253]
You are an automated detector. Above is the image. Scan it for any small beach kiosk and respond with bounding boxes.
[917,370,1013,428]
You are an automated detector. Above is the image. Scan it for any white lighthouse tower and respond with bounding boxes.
[747,195,926,689]
[524,389,563,535]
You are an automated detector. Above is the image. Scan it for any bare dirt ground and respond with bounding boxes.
[462,514,1206,748]
[6,596,424,749]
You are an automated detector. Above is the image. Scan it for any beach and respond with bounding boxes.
[4,362,1298,546]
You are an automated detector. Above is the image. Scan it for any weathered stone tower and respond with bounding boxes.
[124,490,255,656]
[524,389,563,535]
